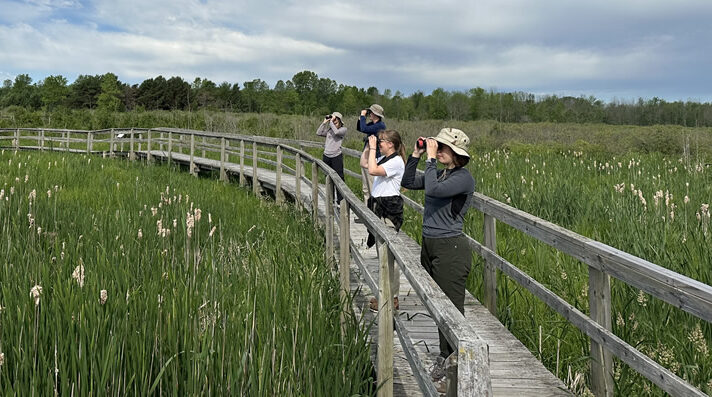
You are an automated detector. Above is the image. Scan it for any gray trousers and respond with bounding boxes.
[421,234,471,358]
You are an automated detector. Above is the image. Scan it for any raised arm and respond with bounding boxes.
[423,166,474,197]
[316,121,329,137]
[401,155,425,190]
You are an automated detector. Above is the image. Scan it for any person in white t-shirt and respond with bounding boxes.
[360,129,406,311]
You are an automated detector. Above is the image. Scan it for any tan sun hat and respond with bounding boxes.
[431,127,470,158]
[368,104,384,118]
[331,111,343,120]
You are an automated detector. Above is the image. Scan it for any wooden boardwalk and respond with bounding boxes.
[141,149,571,396]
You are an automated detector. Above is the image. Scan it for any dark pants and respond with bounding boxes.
[421,234,472,358]
[323,153,344,202]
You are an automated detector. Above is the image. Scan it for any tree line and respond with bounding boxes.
[2,71,712,127]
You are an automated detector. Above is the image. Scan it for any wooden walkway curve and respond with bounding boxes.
[142,149,571,396]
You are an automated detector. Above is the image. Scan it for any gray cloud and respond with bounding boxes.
[0,0,711,101]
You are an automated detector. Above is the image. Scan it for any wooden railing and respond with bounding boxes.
[0,127,492,397]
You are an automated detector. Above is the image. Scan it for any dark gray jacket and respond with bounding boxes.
[401,155,475,238]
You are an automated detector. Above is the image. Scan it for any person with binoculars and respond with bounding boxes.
[401,128,475,386]
[356,104,386,204]
[359,129,406,312]
[316,111,347,202]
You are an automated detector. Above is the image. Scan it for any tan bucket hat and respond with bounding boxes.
[331,111,343,121]
[431,127,470,158]
[368,104,384,118]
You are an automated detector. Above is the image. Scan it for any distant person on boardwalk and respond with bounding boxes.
[316,111,347,202]
[359,130,406,312]
[356,104,386,204]
[400,127,475,388]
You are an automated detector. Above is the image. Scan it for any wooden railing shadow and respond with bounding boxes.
[3,127,711,396]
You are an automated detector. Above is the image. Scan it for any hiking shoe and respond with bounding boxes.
[369,297,399,312]
[435,377,448,394]
[369,297,378,312]
[429,355,447,382]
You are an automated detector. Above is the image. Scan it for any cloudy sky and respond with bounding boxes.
[1,0,711,102]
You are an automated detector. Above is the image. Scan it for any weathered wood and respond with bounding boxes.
[190,134,196,176]
[159,132,164,152]
[147,129,153,162]
[275,145,284,204]
[377,239,394,397]
[589,267,613,397]
[457,339,492,397]
[15,128,19,150]
[295,154,302,208]
[339,200,351,336]
[252,142,259,194]
[311,162,319,224]
[110,128,115,156]
[168,132,173,163]
[483,214,497,316]
[239,140,246,186]
[201,136,206,158]
[66,130,70,152]
[87,132,93,154]
[325,176,334,263]
[129,128,135,160]
[219,138,227,182]
[471,193,712,323]
[40,129,45,150]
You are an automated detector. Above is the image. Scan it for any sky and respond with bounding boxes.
[1,0,711,103]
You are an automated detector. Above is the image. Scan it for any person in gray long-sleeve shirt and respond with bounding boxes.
[401,127,475,384]
[316,111,347,201]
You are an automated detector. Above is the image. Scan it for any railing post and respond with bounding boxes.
[311,162,319,224]
[376,239,394,397]
[147,129,153,163]
[252,141,260,194]
[201,136,206,158]
[589,267,614,397]
[168,132,173,164]
[87,132,93,154]
[276,145,284,204]
[454,338,492,397]
[239,140,246,186]
[325,176,334,262]
[159,132,164,152]
[483,214,497,315]
[295,154,302,209]
[190,133,196,176]
[65,131,70,152]
[110,128,115,157]
[339,200,351,336]
[129,128,136,160]
[40,129,45,150]
[220,137,227,182]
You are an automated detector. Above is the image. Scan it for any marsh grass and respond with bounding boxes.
[0,150,374,396]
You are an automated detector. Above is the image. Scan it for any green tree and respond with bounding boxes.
[40,75,69,110]
[69,75,102,109]
[97,73,123,112]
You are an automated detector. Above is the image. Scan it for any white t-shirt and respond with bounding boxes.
[371,155,405,197]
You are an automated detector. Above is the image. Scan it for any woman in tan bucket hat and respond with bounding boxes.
[401,127,475,388]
